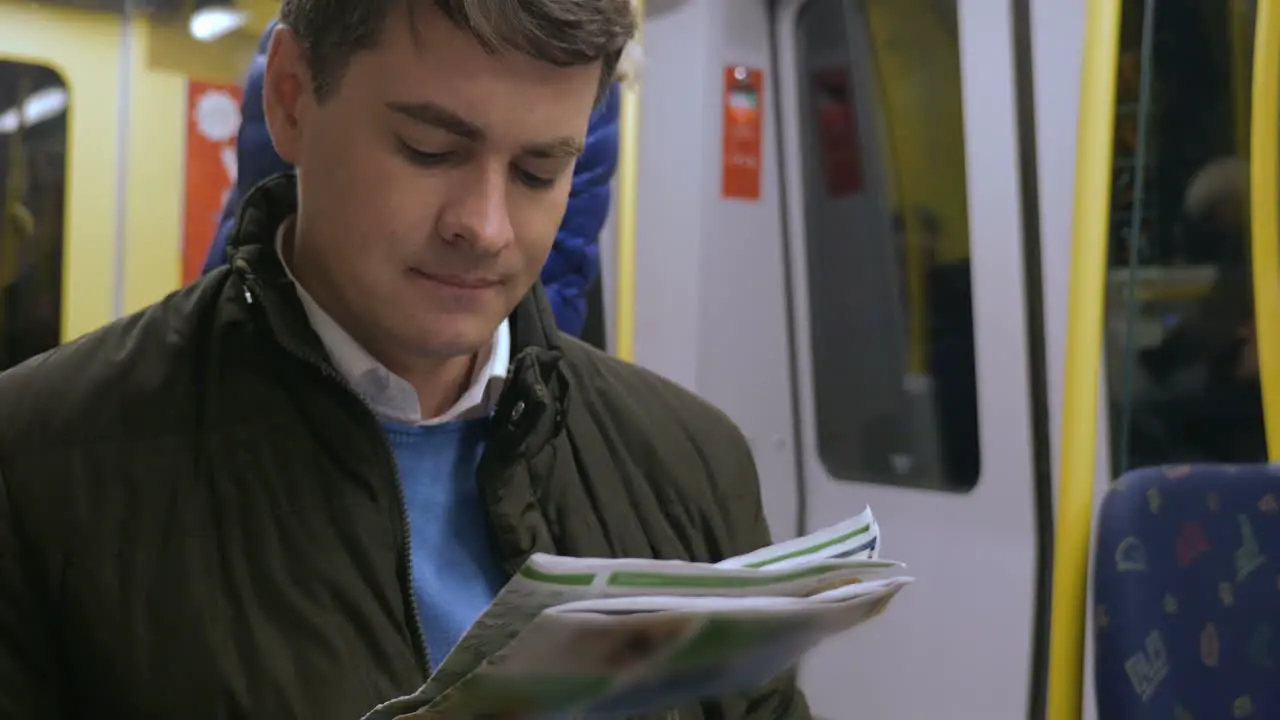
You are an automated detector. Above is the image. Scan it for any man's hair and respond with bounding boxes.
[278,0,637,104]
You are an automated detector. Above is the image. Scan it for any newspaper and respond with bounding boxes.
[365,507,910,719]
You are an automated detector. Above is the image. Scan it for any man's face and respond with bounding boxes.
[265,4,600,359]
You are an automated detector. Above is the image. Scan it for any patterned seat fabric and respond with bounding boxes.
[1094,464,1280,720]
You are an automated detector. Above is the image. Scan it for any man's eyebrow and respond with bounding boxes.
[386,100,483,141]
[523,137,584,159]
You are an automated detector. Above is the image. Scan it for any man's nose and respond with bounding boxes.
[438,162,514,254]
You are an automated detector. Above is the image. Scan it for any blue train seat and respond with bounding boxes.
[1094,464,1280,720]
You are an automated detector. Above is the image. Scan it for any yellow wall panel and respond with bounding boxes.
[125,20,256,312]
[146,19,257,85]
[122,18,187,313]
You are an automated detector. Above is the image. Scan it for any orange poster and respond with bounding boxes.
[722,66,763,201]
[811,67,862,197]
[182,79,243,285]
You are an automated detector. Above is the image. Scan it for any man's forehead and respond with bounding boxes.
[353,2,600,150]
[374,0,602,90]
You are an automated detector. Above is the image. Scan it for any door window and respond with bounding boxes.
[1105,0,1266,474]
[793,0,979,491]
[0,59,67,372]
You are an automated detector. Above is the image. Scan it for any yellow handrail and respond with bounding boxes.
[1045,1,1122,719]
[613,0,644,363]
[1251,0,1280,459]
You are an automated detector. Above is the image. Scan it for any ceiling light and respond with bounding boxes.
[189,5,249,43]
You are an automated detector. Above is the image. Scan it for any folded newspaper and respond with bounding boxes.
[366,507,911,719]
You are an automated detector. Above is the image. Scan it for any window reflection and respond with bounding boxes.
[1106,0,1265,474]
[0,59,66,373]
[795,0,980,492]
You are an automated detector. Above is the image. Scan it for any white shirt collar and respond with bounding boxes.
[275,219,510,425]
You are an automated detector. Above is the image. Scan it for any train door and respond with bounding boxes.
[0,1,124,372]
[0,1,260,371]
[774,0,1045,716]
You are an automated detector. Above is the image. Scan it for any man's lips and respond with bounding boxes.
[409,269,501,289]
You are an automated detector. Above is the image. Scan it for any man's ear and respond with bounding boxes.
[263,25,309,165]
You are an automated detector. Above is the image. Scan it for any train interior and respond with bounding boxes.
[0,0,1275,718]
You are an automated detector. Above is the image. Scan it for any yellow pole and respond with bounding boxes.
[1045,1,1122,718]
[613,0,643,362]
[1250,0,1280,458]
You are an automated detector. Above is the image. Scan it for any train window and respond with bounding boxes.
[1104,0,1266,475]
[793,0,980,491]
[0,59,66,373]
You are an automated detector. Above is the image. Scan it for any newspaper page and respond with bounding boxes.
[362,508,900,720]
[715,506,879,569]
[421,576,912,718]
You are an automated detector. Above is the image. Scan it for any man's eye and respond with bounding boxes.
[398,140,451,166]
[514,167,555,190]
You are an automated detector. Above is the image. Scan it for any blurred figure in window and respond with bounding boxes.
[1179,155,1248,265]
[892,208,979,480]
[1125,265,1264,467]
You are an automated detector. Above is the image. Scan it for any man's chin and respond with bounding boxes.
[401,320,501,359]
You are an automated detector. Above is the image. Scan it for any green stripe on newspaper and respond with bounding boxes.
[743,523,872,569]
[517,565,597,586]
[607,560,893,589]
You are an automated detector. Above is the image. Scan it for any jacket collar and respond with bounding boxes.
[226,172,568,459]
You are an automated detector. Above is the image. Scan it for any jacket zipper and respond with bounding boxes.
[239,280,432,674]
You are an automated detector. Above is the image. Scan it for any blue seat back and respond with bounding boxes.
[1094,464,1280,720]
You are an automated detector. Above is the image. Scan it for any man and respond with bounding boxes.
[1179,155,1248,265]
[202,18,619,340]
[0,1,810,719]
[1124,266,1266,468]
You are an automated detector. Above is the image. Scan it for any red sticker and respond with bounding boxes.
[722,66,763,201]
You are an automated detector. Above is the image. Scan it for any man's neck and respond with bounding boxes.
[281,220,485,420]
[392,352,481,420]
